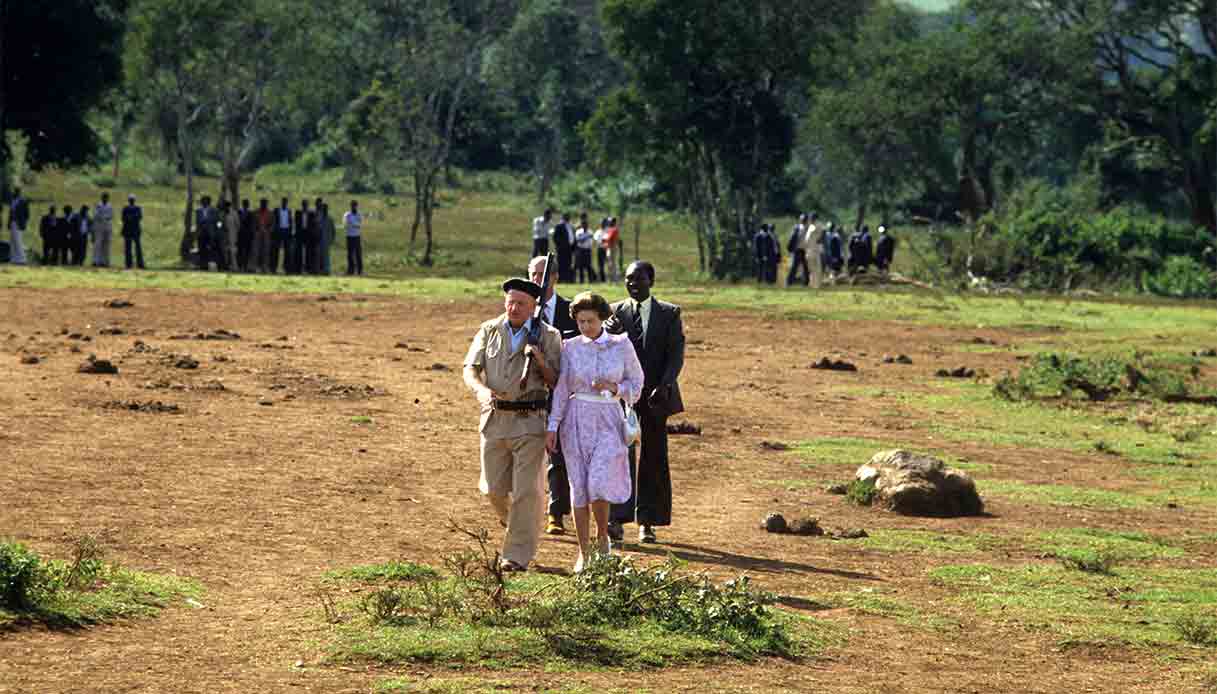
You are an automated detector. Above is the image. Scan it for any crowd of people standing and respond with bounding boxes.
[531,208,625,285]
[1,189,366,276]
[756,212,897,286]
[191,195,364,276]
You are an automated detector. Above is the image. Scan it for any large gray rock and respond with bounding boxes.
[855,450,983,517]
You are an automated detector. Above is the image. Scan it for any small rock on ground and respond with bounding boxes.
[78,355,118,375]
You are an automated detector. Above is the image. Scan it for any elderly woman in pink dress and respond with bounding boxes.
[546,291,644,572]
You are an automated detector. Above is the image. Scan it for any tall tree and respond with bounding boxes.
[586,0,866,278]
[1,0,128,172]
[126,0,238,261]
[362,0,517,266]
[1028,0,1216,232]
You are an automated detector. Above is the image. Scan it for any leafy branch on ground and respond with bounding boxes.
[0,537,197,628]
[322,523,814,667]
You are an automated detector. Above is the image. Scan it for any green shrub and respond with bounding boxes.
[0,542,49,610]
[1146,256,1217,299]
[994,351,1207,403]
[933,178,1215,293]
[846,478,878,506]
[1174,612,1217,646]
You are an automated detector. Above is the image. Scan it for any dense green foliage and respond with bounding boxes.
[6,0,1214,292]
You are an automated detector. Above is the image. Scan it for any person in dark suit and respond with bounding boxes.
[271,197,293,273]
[551,212,575,283]
[40,206,59,265]
[529,255,580,535]
[874,224,894,274]
[60,206,79,266]
[605,260,685,544]
[293,199,312,275]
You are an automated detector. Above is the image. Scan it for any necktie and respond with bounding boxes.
[632,302,645,348]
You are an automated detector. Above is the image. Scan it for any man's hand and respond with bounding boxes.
[545,431,558,453]
[524,344,546,368]
[476,386,507,407]
[648,384,670,406]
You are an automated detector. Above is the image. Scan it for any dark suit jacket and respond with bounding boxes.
[551,294,578,339]
[607,297,685,418]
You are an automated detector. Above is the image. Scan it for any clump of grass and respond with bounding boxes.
[0,537,198,628]
[1056,549,1118,575]
[324,523,825,668]
[845,478,878,506]
[350,415,374,425]
[1174,612,1217,646]
[994,351,1207,403]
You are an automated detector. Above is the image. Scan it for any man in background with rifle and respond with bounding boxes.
[462,259,563,572]
[528,254,580,536]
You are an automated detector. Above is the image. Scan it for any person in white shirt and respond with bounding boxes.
[272,197,293,273]
[532,208,553,259]
[573,212,595,283]
[343,200,364,276]
[92,192,114,267]
[7,189,29,265]
[786,212,812,287]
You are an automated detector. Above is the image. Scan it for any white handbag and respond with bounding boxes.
[622,402,642,446]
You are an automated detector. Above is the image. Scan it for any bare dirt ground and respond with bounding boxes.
[1,287,1213,693]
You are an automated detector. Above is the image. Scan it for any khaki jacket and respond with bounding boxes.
[464,314,562,438]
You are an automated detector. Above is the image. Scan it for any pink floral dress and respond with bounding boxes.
[547,330,644,507]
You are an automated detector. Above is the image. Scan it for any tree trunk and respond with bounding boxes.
[422,188,434,267]
[409,174,422,246]
[111,143,120,180]
[633,219,641,261]
[181,162,195,263]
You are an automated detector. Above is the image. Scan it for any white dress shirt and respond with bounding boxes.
[634,296,653,346]
[343,211,362,237]
[532,216,550,240]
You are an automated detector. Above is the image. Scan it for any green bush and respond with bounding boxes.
[994,351,1206,403]
[0,542,48,610]
[1146,256,1217,299]
[930,178,1215,293]
[1174,612,1217,646]
[846,478,878,506]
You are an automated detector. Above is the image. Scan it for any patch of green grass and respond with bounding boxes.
[325,561,439,583]
[791,437,892,466]
[914,381,1217,469]
[832,589,959,631]
[324,556,838,670]
[930,563,1217,647]
[373,678,630,694]
[980,480,1150,510]
[0,539,199,629]
[855,529,1006,555]
[1035,528,1183,563]
[350,415,374,425]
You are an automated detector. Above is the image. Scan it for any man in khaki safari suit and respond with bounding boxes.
[463,278,563,571]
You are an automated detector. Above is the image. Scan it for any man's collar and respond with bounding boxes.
[634,296,653,309]
[504,317,531,333]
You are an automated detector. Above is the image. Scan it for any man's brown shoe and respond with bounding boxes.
[545,515,566,535]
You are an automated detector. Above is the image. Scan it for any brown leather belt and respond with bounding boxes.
[492,399,547,412]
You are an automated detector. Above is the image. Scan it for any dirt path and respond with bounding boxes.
[0,287,1211,693]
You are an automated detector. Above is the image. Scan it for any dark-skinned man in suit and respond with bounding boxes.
[529,255,580,535]
[605,260,685,544]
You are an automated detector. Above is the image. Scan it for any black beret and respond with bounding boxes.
[501,278,542,299]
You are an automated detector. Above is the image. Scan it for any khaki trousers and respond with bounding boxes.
[480,433,546,567]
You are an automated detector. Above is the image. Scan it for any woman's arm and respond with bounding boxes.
[547,344,573,432]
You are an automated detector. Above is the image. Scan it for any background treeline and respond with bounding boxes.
[1,0,1213,293]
